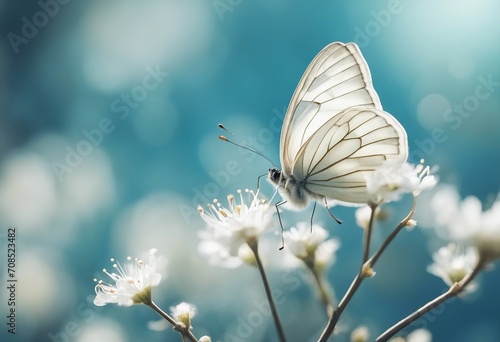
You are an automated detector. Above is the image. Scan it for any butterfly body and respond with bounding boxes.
[268,42,408,208]
[268,167,323,209]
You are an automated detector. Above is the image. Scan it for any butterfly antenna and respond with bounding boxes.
[257,173,267,191]
[218,124,277,168]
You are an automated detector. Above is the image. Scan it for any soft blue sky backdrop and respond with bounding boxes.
[1,0,500,341]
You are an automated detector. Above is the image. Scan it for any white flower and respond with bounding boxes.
[147,318,169,332]
[427,243,477,290]
[406,328,432,342]
[350,325,370,342]
[429,185,461,231]
[406,219,417,227]
[366,160,437,205]
[355,205,388,229]
[315,240,341,272]
[431,187,500,263]
[389,328,432,342]
[199,336,212,342]
[198,229,255,268]
[355,205,373,230]
[170,302,197,329]
[198,189,274,258]
[284,222,340,272]
[93,248,164,306]
[473,201,500,262]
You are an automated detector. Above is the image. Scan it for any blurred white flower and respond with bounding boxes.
[406,219,418,230]
[94,248,164,306]
[350,325,370,342]
[76,319,126,342]
[406,328,432,342]
[431,186,500,263]
[198,189,274,257]
[366,160,437,205]
[170,302,197,329]
[147,318,169,332]
[427,243,477,291]
[198,228,255,268]
[315,240,341,273]
[284,223,340,272]
[470,199,500,263]
[199,336,212,342]
[355,205,373,230]
[429,185,461,231]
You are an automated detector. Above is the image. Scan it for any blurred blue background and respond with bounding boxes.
[1,0,500,341]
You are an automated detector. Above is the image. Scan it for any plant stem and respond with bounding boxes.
[318,274,362,342]
[369,198,417,267]
[318,198,417,342]
[362,203,378,264]
[375,258,484,342]
[248,239,287,342]
[147,301,198,342]
[309,266,334,316]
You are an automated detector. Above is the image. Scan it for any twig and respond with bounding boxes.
[375,258,485,342]
[147,301,198,342]
[308,265,334,317]
[318,198,417,341]
[248,239,287,342]
[362,203,378,264]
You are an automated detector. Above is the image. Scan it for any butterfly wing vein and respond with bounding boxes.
[278,42,408,204]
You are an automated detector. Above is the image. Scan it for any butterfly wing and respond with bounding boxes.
[280,42,383,173]
[292,107,408,204]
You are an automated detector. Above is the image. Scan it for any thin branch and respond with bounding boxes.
[308,265,334,317]
[375,258,485,342]
[248,239,287,342]
[318,198,417,342]
[362,203,378,264]
[147,301,198,342]
[318,273,363,342]
[369,197,417,267]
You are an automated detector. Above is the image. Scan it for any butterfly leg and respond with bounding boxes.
[275,200,287,250]
[324,198,342,224]
[310,202,317,232]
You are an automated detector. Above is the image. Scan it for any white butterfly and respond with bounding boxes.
[268,42,408,209]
